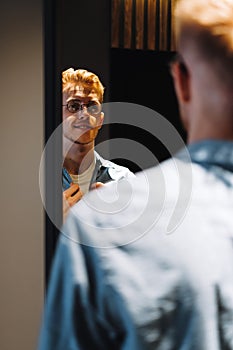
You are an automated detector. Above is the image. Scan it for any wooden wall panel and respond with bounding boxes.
[171,0,178,51]
[111,0,121,48]
[124,0,133,48]
[135,0,145,49]
[147,0,157,50]
[111,0,176,51]
[159,0,169,50]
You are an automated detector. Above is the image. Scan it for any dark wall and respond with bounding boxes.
[59,0,111,101]
[109,48,186,172]
[58,0,111,150]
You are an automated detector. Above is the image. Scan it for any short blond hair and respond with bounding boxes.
[175,0,233,86]
[62,68,105,102]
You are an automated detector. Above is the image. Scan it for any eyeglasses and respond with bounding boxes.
[63,99,102,116]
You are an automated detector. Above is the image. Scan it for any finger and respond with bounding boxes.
[64,183,80,199]
[67,190,83,206]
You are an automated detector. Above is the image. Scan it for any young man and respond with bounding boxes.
[62,68,134,220]
[39,1,233,349]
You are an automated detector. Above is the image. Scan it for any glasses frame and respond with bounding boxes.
[62,99,102,116]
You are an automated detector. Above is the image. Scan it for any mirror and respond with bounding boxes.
[44,0,186,281]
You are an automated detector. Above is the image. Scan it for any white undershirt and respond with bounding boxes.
[69,157,96,195]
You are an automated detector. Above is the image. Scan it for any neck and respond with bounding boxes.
[63,138,95,175]
[187,118,233,145]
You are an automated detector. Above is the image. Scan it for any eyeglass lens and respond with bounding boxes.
[66,100,101,115]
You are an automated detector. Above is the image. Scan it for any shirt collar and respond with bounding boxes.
[183,140,233,172]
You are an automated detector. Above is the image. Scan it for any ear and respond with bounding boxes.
[97,112,104,129]
[171,61,190,103]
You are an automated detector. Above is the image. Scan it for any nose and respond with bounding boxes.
[77,106,90,119]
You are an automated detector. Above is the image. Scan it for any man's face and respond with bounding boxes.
[62,83,104,145]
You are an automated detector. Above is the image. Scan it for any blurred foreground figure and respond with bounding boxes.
[39,1,233,349]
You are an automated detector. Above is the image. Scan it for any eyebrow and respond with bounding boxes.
[66,98,100,103]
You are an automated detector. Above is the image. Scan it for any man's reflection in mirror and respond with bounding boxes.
[62,68,134,221]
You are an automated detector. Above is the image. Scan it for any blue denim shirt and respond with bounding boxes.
[177,140,233,186]
[39,140,233,350]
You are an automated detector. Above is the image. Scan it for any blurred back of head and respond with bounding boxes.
[175,0,233,89]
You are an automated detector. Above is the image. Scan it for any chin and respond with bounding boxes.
[75,137,94,145]
[65,128,99,145]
